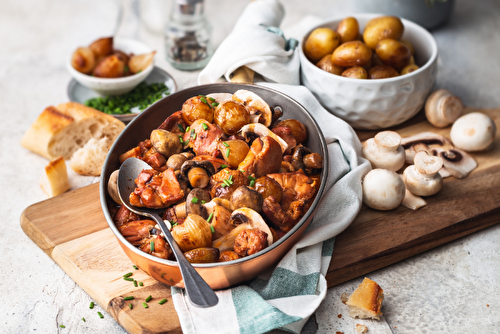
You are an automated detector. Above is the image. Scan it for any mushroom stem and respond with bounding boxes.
[187,167,209,188]
[174,202,187,219]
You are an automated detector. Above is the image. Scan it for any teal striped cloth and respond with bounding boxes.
[172,84,371,334]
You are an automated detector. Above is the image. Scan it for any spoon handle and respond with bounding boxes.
[151,213,219,308]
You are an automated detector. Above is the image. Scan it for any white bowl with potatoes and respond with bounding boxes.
[67,37,156,96]
[299,14,438,130]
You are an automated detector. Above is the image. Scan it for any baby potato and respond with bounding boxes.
[368,65,399,79]
[214,100,249,135]
[71,47,95,74]
[372,53,384,67]
[400,64,419,75]
[363,16,404,49]
[275,119,307,144]
[337,17,359,44]
[342,66,368,79]
[93,54,125,78]
[304,28,340,63]
[89,37,113,59]
[375,39,411,70]
[181,96,214,125]
[316,54,344,75]
[400,39,415,55]
[331,41,372,67]
[409,55,415,65]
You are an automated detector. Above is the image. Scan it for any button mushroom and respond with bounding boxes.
[181,160,215,188]
[166,153,188,171]
[362,131,405,172]
[212,208,273,252]
[403,151,443,196]
[362,169,406,210]
[230,186,264,212]
[232,89,273,127]
[239,123,288,154]
[450,112,496,152]
[425,89,464,128]
[150,129,183,158]
[107,170,122,205]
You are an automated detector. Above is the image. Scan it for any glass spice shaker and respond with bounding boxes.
[164,0,213,70]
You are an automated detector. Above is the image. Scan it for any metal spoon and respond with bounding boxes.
[117,157,218,308]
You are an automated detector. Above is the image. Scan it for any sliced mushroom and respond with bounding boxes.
[398,174,427,210]
[362,169,406,211]
[232,90,272,127]
[450,112,496,152]
[401,132,452,150]
[438,167,453,179]
[107,170,122,205]
[431,147,477,179]
[230,186,264,212]
[203,198,233,215]
[404,142,431,164]
[239,123,288,154]
[362,131,405,172]
[403,151,443,196]
[180,160,215,188]
[425,89,464,128]
[186,188,211,217]
[212,208,273,251]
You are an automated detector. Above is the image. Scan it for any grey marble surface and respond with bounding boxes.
[1,0,499,333]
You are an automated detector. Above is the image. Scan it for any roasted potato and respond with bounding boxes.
[331,41,372,67]
[304,28,340,63]
[214,100,249,135]
[274,119,307,144]
[71,47,95,74]
[337,17,359,44]
[368,65,399,79]
[363,16,404,49]
[93,54,125,78]
[400,64,419,75]
[316,54,344,75]
[341,66,368,79]
[375,39,411,70]
[181,96,214,125]
[400,39,415,55]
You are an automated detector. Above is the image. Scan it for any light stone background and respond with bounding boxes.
[1,0,499,333]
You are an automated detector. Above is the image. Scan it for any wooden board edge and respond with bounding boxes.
[20,207,55,255]
[326,207,500,287]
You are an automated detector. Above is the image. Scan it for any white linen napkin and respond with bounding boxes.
[172,83,371,334]
[198,0,300,85]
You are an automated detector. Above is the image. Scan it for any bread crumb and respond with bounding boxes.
[356,324,368,333]
[487,304,489,307]
[341,293,349,304]
[337,314,342,318]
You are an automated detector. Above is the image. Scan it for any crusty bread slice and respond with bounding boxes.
[346,277,384,320]
[40,156,71,197]
[69,137,110,176]
[21,102,125,160]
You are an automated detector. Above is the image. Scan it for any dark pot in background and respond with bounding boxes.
[352,0,455,30]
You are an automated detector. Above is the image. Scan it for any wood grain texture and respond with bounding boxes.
[19,108,500,333]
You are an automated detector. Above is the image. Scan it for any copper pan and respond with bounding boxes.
[99,82,329,289]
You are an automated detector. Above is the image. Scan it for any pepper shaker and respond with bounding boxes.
[164,0,213,70]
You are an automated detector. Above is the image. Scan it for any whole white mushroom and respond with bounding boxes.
[362,131,406,172]
[450,112,496,152]
[362,169,406,211]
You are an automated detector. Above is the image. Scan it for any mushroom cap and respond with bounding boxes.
[232,90,272,127]
[186,188,211,216]
[450,112,496,152]
[362,169,406,210]
[425,89,463,128]
[180,159,216,180]
[403,165,443,197]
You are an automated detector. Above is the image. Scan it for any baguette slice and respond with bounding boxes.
[346,277,384,320]
[69,137,109,176]
[40,156,71,197]
[21,102,125,160]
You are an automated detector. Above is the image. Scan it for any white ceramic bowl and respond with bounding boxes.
[66,38,155,96]
[299,14,438,130]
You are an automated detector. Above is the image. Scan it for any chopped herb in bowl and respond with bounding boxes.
[84,82,169,115]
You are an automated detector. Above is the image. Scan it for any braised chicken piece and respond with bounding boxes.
[130,168,184,209]
[272,126,297,155]
[234,229,269,257]
[119,139,167,170]
[139,235,173,260]
[119,220,157,246]
[182,119,224,156]
[238,136,282,178]
[114,205,140,227]
[262,171,317,232]
[158,111,186,135]
[219,250,241,262]
[209,168,249,200]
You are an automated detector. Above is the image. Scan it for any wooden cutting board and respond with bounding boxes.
[20,108,500,334]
